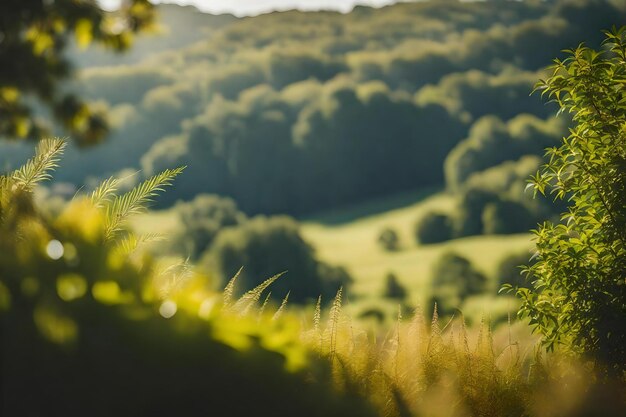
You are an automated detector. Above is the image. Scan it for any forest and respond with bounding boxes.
[0,0,625,416]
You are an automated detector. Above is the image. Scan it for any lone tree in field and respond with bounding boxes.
[0,0,154,144]
[513,27,626,375]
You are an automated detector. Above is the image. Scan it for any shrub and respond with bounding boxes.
[378,227,401,251]
[205,215,350,304]
[172,194,247,259]
[481,200,534,235]
[496,251,533,289]
[453,188,499,238]
[429,252,487,315]
[414,211,453,244]
[517,28,626,374]
[383,272,407,300]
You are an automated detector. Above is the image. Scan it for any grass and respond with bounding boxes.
[300,191,533,306]
[134,189,533,325]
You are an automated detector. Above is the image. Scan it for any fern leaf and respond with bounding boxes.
[329,287,343,360]
[118,232,164,256]
[104,166,184,240]
[12,138,66,190]
[272,291,290,321]
[313,295,322,333]
[223,266,243,307]
[257,291,272,319]
[157,258,193,300]
[91,176,121,208]
[233,271,285,315]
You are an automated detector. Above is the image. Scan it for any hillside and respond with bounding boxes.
[2,0,624,217]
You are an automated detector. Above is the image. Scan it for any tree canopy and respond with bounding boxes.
[0,0,155,144]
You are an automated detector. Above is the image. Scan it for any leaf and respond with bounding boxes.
[12,138,66,190]
[103,166,184,240]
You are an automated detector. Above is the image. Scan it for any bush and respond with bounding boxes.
[453,188,499,238]
[173,194,247,259]
[517,29,626,373]
[414,211,453,244]
[378,227,400,251]
[205,215,350,304]
[481,200,534,235]
[383,272,407,300]
[429,252,487,315]
[496,251,533,290]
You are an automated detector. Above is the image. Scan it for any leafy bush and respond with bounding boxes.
[481,200,534,235]
[383,272,407,301]
[205,215,350,304]
[414,211,453,244]
[429,252,487,315]
[378,227,401,251]
[172,194,247,259]
[515,27,626,374]
[452,188,499,238]
[496,251,533,289]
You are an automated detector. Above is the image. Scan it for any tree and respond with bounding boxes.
[378,227,400,251]
[513,27,626,375]
[172,194,246,259]
[0,0,155,144]
[414,211,452,244]
[383,272,407,300]
[429,252,487,315]
[205,216,350,304]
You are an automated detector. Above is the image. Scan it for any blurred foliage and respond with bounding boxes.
[383,272,407,301]
[0,0,155,145]
[0,139,379,416]
[203,215,351,304]
[429,252,487,316]
[300,291,626,417]
[414,211,453,244]
[514,26,626,375]
[378,227,400,251]
[496,251,534,290]
[170,193,246,259]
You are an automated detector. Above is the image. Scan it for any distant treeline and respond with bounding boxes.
[1,0,624,216]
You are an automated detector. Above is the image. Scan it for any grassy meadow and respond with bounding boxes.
[133,188,532,325]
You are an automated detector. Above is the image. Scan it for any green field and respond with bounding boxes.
[134,189,533,321]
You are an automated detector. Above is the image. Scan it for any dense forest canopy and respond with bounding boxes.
[1,0,625,217]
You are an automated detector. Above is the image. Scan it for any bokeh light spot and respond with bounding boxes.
[159,300,177,319]
[46,239,64,260]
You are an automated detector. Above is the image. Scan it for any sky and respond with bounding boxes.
[99,0,400,16]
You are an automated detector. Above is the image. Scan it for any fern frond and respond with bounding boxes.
[313,295,322,333]
[104,166,184,240]
[118,232,165,256]
[233,271,285,315]
[157,257,193,300]
[91,176,121,208]
[223,266,243,307]
[258,291,272,319]
[329,287,343,360]
[12,138,66,190]
[272,291,290,321]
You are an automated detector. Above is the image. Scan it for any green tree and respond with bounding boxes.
[429,252,487,316]
[0,0,154,144]
[378,227,400,251]
[414,211,452,244]
[205,216,351,304]
[514,27,626,375]
[383,272,407,301]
